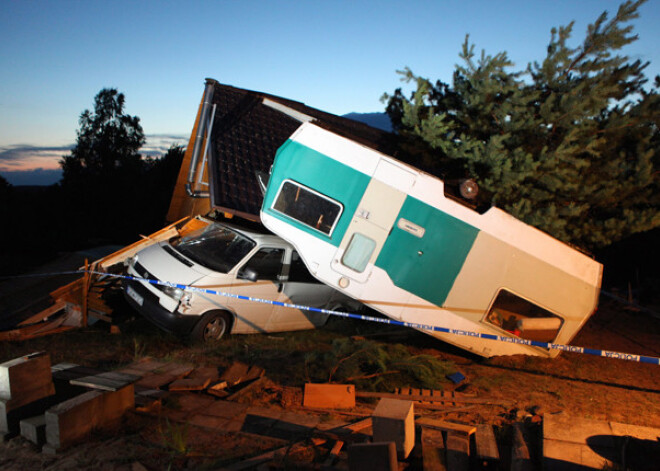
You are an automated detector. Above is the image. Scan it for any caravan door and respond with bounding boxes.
[331,159,416,283]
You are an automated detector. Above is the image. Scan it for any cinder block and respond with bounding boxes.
[44,384,134,451]
[98,384,134,424]
[348,441,398,471]
[372,398,415,459]
[0,352,55,411]
[303,383,356,409]
[20,415,46,446]
[45,390,103,450]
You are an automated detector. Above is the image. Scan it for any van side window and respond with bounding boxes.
[273,180,342,236]
[485,290,563,343]
[243,248,285,281]
[288,251,318,283]
[341,233,376,273]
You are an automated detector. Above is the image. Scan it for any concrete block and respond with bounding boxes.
[0,352,55,411]
[0,393,55,436]
[348,441,398,471]
[45,390,103,450]
[372,398,415,459]
[20,414,46,446]
[98,383,134,425]
[44,384,134,451]
[303,383,356,409]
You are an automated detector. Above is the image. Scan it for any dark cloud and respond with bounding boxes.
[0,135,188,185]
[0,145,72,167]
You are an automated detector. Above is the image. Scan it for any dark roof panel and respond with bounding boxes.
[207,81,396,219]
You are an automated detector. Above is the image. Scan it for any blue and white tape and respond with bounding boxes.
[98,270,660,366]
[3,269,658,365]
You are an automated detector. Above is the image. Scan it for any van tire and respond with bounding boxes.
[191,311,232,342]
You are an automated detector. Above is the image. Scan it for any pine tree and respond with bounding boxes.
[384,0,659,250]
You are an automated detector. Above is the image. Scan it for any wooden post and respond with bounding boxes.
[82,259,89,327]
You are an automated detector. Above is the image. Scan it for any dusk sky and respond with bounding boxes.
[1,0,658,185]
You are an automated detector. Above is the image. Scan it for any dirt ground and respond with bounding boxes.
[0,295,658,470]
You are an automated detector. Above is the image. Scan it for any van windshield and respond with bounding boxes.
[170,223,256,273]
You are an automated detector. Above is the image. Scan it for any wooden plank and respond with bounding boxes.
[82,259,89,327]
[323,440,344,467]
[88,309,112,323]
[17,301,67,326]
[243,365,265,382]
[0,323,76,342]
[445,431,470,471]
[70,371,139,392]
[220,362,250,386]
[226,376,266,401]
[189,367,220,381]
[313,418,373,443]
[421,427,446,471]
[221,439,327,470]
[475,424,499,468]
[168,377,211,391]
[303,383,356,409]
[511,423,533,471]
[417,418,476,436]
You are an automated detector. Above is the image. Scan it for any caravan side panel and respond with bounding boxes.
[261,123,602,358]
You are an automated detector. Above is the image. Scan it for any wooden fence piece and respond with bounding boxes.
[357,391,493,405]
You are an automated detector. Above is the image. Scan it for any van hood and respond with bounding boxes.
[134,243,205,286]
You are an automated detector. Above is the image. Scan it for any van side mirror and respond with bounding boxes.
[238,267,258,282]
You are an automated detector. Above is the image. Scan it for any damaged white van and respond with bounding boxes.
[123,216,361,341]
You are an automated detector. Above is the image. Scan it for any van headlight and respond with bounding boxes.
[163,285,185,301]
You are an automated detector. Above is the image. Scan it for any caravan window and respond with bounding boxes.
[485,290,563,343]
[273,180,342,236]
[341,233,376,273]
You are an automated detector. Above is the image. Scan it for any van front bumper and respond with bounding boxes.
[123,278,198,335]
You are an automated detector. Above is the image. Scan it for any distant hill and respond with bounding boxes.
[342,112,393,132]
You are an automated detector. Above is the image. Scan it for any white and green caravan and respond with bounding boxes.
[260,122,603,357]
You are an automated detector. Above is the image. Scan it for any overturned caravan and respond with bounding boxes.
[260,123,603,358]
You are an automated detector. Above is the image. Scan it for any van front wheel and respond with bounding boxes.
[191,311,231,342]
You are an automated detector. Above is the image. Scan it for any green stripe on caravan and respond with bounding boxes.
[264,139,479,307]
[376,196,479,306]
[264,139,370,245]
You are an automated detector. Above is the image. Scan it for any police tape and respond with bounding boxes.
[82,270,660,366]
